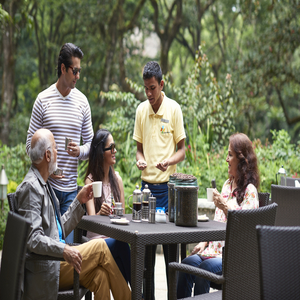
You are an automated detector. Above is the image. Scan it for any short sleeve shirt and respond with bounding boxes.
[133,92,186,183]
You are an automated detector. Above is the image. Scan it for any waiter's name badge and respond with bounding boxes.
[161,118,169,123]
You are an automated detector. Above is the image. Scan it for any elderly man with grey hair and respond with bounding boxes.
[15,128,131,300]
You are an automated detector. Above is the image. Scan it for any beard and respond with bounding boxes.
[48,151,57,176]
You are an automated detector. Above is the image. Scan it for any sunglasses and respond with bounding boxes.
[104,143,116,154]
[69,66,82,76]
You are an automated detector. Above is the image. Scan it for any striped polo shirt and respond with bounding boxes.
[26,83,94,192]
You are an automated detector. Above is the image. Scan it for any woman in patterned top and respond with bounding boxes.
[84,129,131,285]
[177,133,260,298]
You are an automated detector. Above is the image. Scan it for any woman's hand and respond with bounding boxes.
[213,189,228,215]
[190,242,207,256]
[97,203,111,216]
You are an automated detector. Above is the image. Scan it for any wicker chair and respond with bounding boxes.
[0,212,31,300]
[280,176,300,186]
[179,192,270,263]
[271,184,300,226]
[7,192,91,300]
[256,225,300,300]
[169,203,278,300]
[258,192,270,207]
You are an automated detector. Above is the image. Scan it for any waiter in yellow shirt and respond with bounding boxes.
[133,61,186,299]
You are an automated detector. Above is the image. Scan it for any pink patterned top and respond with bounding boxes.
[201,179,259,258]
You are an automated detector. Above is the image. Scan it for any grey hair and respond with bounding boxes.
[29,135,53,164]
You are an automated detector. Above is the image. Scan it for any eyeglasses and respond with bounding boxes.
[69,66,82,76]
[104,143,116,154]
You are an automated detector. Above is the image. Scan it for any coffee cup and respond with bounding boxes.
[207,188,214,202]
[113,203,124,216]
[53,167,63,176]
[92,181,102,198]
[65,137,73,150]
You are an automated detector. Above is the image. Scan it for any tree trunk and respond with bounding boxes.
[0,1,16,145]
[160,43,170,74]
[150,0,182,74]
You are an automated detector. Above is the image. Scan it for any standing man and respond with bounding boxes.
[133,61,186,299]
[26,43,93,243]
[16,128,131,300]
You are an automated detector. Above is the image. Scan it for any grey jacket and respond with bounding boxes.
[15,165,84,300]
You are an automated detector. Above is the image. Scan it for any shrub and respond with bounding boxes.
[1,129,299,249]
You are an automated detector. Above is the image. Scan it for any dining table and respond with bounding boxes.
[75,214,226,300]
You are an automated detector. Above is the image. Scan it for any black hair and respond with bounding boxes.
[57,43,84,78]
[85,129,120,212]
[143,61,162,83]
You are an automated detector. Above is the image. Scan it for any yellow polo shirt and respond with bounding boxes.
[133,92,186,184]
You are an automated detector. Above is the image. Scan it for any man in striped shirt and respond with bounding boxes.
[26,43,94,243]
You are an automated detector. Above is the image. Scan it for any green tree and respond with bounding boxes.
[0,0,30,144]
[165,46,236,148]
[231,0,300,141]
[149,0,183,73]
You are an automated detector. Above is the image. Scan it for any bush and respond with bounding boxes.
[1,128,299,249]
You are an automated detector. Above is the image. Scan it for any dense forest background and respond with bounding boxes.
[1,0,299,148]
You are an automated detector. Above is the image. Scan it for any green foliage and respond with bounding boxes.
[0,201,9,250]
[100,89,141,143]
[255,129,300,191]
[165,46,236,149]
[231,0,300,142]
[179,117,228,197]
[0,142,29,250]
[113,132,141,214]
[0,4,10,25]
[0,142,31,184]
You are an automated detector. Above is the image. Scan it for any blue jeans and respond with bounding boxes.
[105,238,131,285]
[53,188,77,244]
[177,255,222,298]
[141,181,168,211]
[141,181,169,300]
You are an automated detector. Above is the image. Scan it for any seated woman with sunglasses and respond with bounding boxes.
[84,128,131,285]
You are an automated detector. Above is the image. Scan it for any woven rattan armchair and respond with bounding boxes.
[169,203,278,300]
[280,176,300,186]
[257,225,300,300]
[258,192,270,207]
[0,212,31,300]
[179,192,270,270]
[271,184,300,226]
[7,192,91,300]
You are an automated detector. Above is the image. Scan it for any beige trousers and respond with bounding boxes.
[59,239,131,300]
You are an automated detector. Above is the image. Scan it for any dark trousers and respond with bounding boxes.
[144,244,169,300]
[141,180,169,299]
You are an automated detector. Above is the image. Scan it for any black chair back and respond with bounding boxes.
[258,192,270,207]
[257,225,300,300]
[222,203,278,300]
[7,191,91,300]
[169,203,278,300]
[280,176,300,186]
[271,184,300,226]
[7,193,17,213]
[0,212,31,300]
